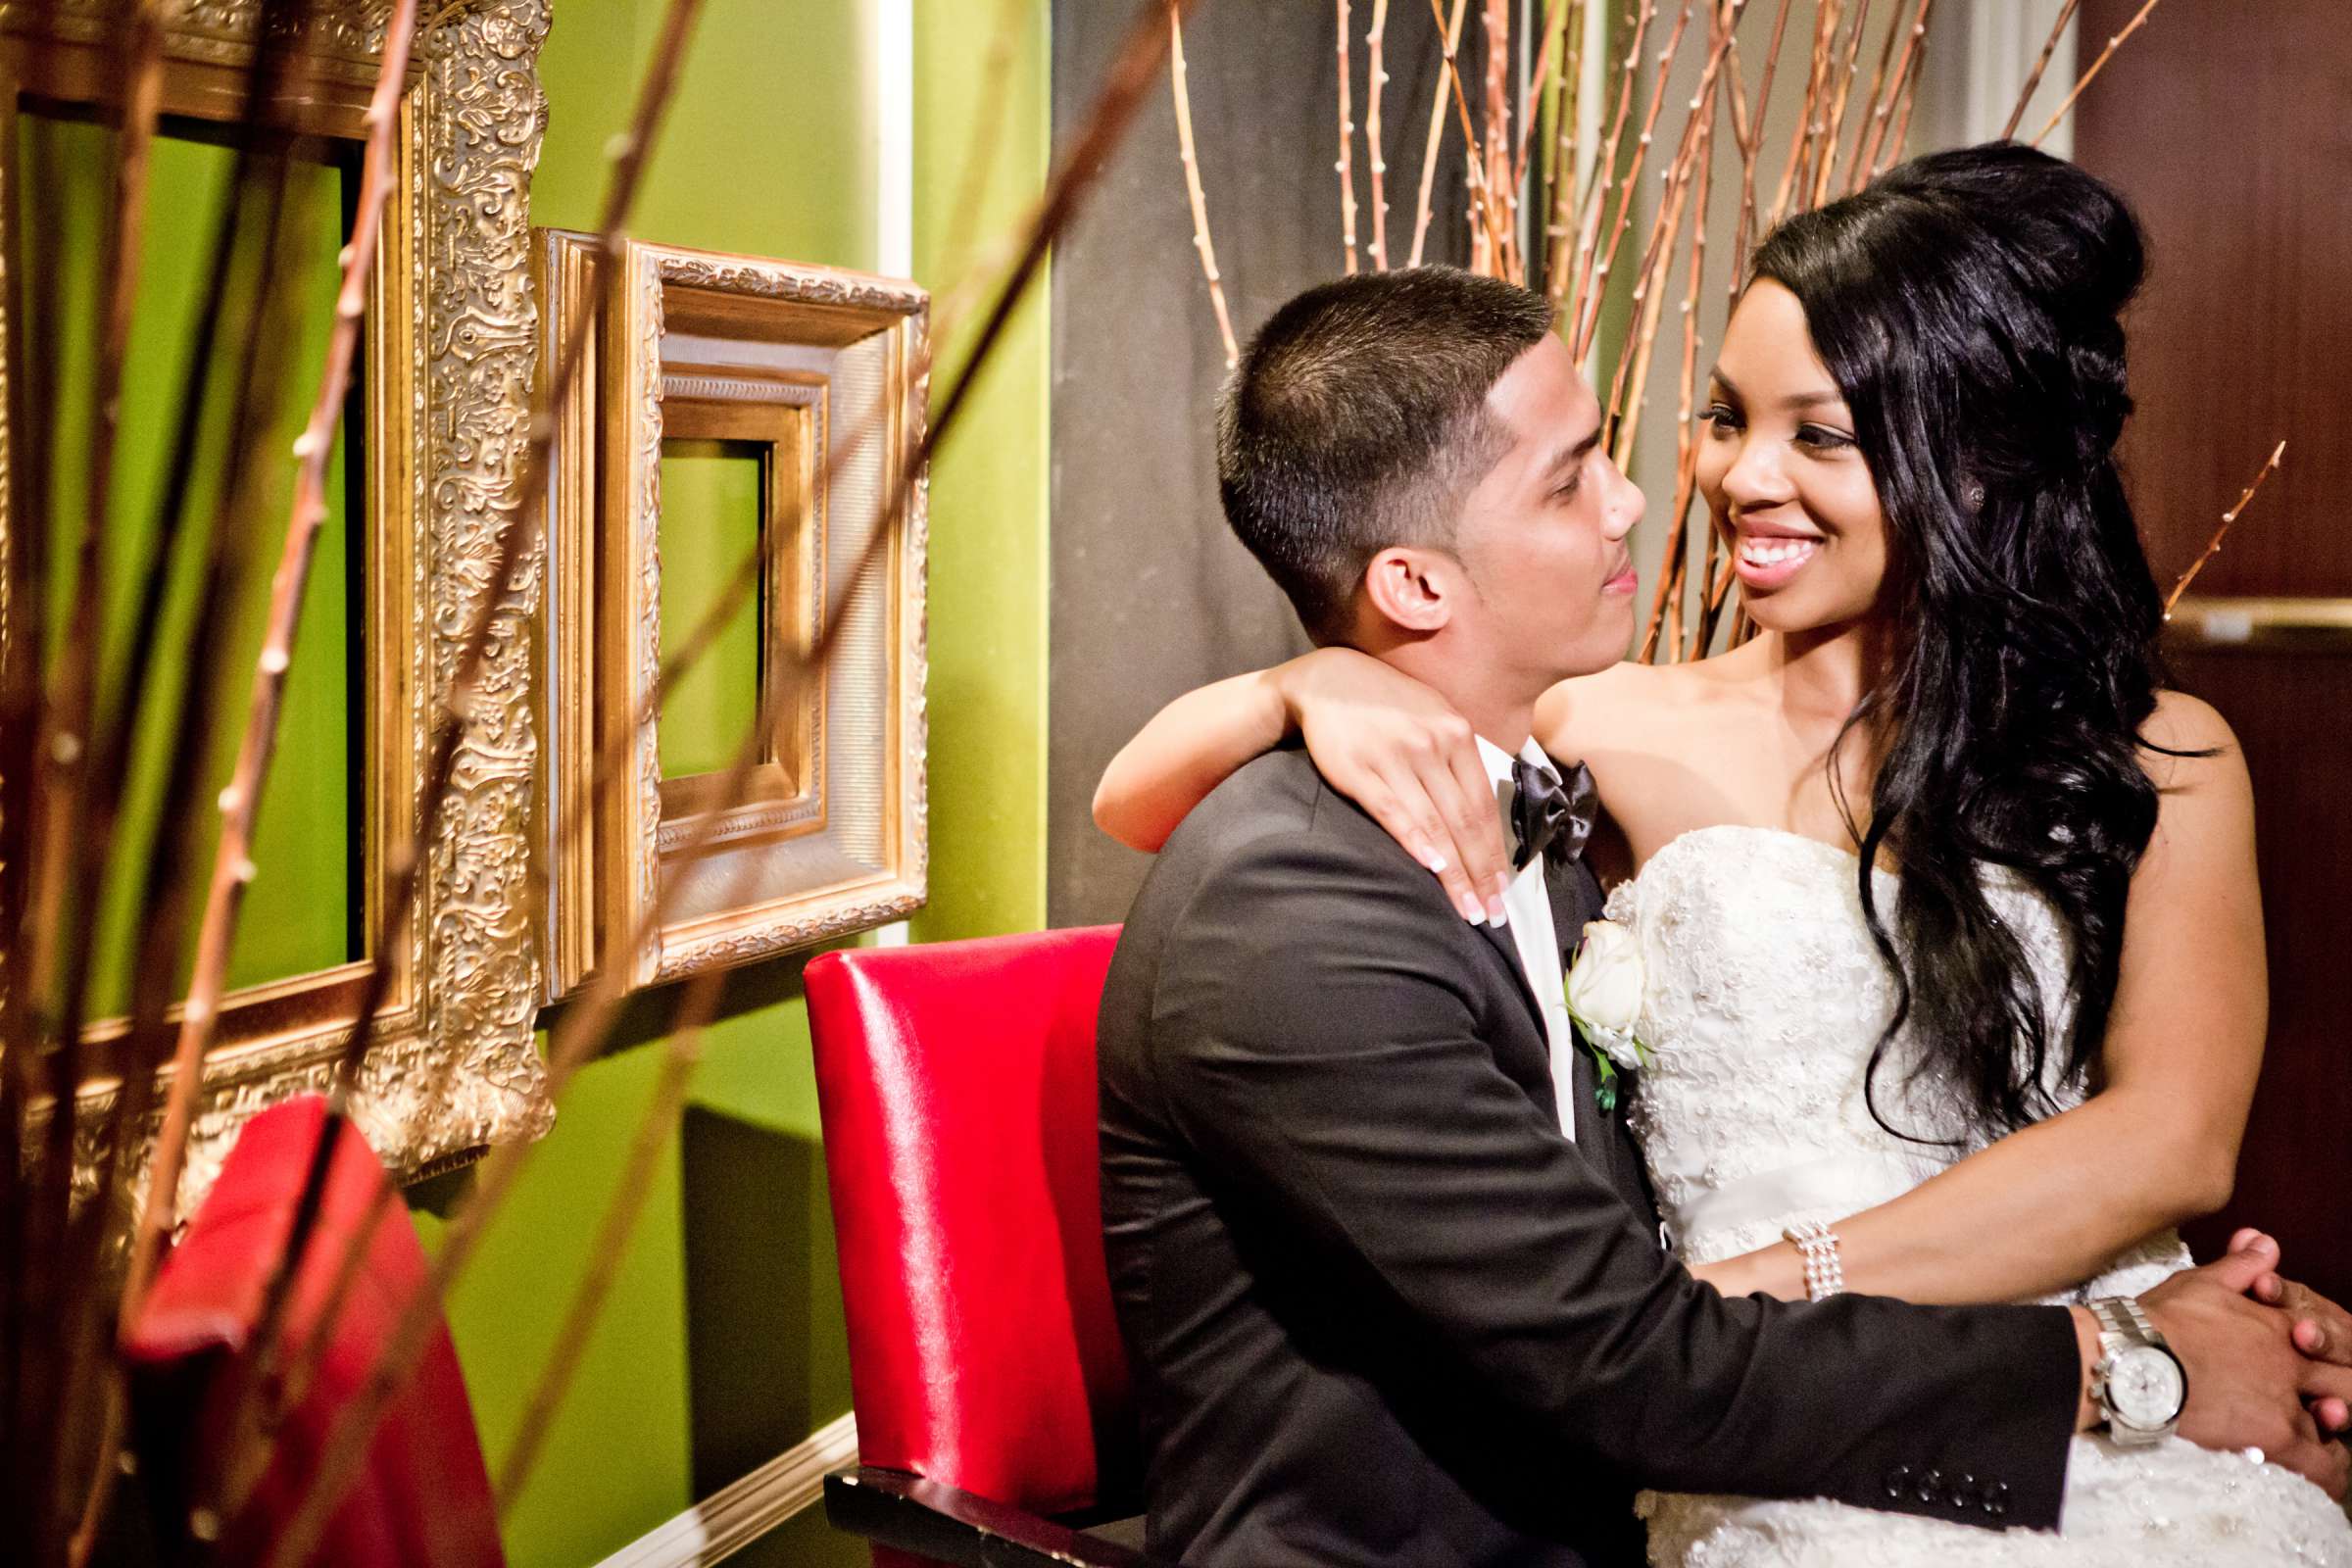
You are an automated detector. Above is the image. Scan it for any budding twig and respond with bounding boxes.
[1574,0,1697,357]
[2034,0,2160,148]
[2000,0,2079,140]
[1764,0,1837,225]
[2164,440,2284,616]
[1561,1,1652,330]
[1850,0,1931,184]
[1409,0,1471,268]
[1728,0,1793,287]
[1482,0,1513,278]
[1366,0,1392,269]
[1339,0,1361,273]
[1422,0,1510,272]
[119,0,424,1336]
[1540,0,1589,302]
[1808,0,1875,209]
[244,5,1192,1556]
[1833,0,1901,190]
[1169,2,1239,364]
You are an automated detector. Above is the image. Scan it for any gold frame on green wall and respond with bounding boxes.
[536,232,928,998]
[0,0,555,1208]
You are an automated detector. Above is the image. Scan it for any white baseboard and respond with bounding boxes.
[593,1411,859,1567]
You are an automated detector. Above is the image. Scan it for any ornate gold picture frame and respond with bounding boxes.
[536,233,927,997]
[1,0,554,1200]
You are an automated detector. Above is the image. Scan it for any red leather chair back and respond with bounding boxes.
[808,927,1138,1544]
[124,1094,503,1567]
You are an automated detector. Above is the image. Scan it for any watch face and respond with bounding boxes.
[2110,1346,2187,1429]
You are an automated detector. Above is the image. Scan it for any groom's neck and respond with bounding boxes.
[1357,632,1537,756]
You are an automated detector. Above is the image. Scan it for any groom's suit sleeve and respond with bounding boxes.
[1145,810,2082,1532]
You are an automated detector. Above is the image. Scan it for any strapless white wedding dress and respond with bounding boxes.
[1608,824,2352,1566]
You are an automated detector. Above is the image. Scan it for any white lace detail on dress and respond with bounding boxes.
[1606,825,2352,1566]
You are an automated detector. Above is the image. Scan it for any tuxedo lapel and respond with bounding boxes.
[1473,917,1544,1031]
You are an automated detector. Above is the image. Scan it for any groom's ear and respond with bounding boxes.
[1362,546,1454,635]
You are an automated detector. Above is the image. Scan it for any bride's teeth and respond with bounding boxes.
[1740,537,1818,566]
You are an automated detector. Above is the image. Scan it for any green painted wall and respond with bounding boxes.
[412,4,1053,1566]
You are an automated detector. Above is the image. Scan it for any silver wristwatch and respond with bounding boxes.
[2088,1296,2187,1446]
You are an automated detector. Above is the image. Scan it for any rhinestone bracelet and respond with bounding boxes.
[1784,1219,1846,1301]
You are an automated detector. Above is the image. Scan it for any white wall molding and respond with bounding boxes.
[593,1411,859,1568]
[873,0,914,277]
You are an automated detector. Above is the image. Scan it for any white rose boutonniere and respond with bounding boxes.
[1564,919,1651,1113]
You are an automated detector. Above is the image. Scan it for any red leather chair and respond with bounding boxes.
[123,1093,504,1567]
[808,926,1172,1568]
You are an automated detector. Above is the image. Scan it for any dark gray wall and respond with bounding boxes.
[1049,0,1472,925]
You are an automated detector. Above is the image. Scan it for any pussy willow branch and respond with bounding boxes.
[1605,36,1715,463]
[1727,0,1793,285]
[1850,0,1930,186]
[1,28,79,1488]
[257,357,910,1529]
[4,9,313,1517]
[1539,0,1588,301]
[2033,0,2158,148]
[1588,0,1734,370]
[1567,0,1652,321]
[49,5,171,1552]
[167,3,711,1550]
[1838,0,1902,189]
[1690,525,1739,658]
[1807,0,1873,209]
[1365,0,1391,269]
[1662,49,1723,662]
[249,6,1191,1557]
[32,0,166,1081]
[1763,0,1835,225]
[1480,0,1512,278]
[1573,0,1696,359]
[1407,0,1469,268]
[1338,0,1361,274]
[1507,0,1572,229]
[1168,3,1238,365]
[34,11,324,1549]
[84,145,324,1556]
[118,0,422,1341]
[2000,0,2078,140]
[1874,23,1925,176]
[1422,0,1509,273]
[2164,440,2284,616]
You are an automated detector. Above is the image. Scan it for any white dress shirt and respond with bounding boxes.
[1473,736,1580,1143]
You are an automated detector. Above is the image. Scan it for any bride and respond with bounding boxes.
[1092,144,2352,1562]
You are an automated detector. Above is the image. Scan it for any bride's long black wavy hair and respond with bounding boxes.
[1745,142,2173,1141]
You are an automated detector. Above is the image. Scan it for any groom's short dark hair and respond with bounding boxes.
[1216,267,1555,641]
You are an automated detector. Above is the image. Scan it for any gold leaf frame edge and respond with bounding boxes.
[4,0,557,1211]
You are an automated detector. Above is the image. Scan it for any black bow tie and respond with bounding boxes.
[1509,757,1598,870]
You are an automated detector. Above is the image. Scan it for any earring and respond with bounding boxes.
[1962,479,1986,510]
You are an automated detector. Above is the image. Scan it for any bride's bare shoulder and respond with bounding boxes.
[1534,648,1762,758]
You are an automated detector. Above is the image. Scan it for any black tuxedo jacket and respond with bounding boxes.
[1099,749,2080,1567]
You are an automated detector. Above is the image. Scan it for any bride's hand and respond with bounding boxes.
[1273,648,1513,923]
[2231,1227,2352,1432]
[2135,1237,2352,1497]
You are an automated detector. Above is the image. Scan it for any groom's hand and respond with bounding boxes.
[2229,1226,2352,1433]
[2122,1237,2352,1499]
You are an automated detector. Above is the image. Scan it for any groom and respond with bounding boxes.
[1097,268,2351,1566]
